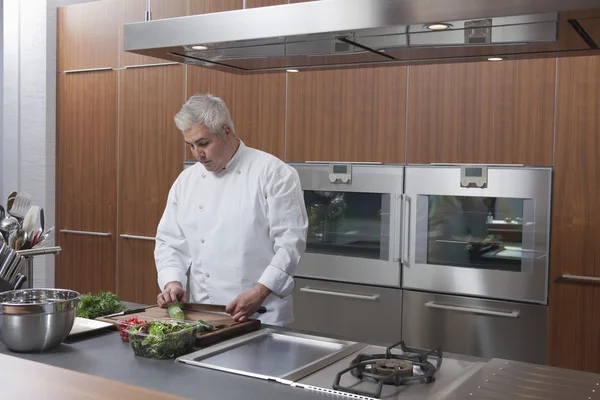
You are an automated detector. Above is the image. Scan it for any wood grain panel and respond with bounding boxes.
[57,1,121,71]
[55,234,116,295]
[247,0,287,7]
[120,0,187,67]
[0,354,185,400]
[57,71,118,233]
[407,58,556,165]
[117,238,159,304]
[187,69,286,160]
[188,0,241,15]
[286,66,407,163]
[119,65,185,237]
[548,55,600,373]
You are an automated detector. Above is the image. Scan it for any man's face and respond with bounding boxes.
[183,124,234,172]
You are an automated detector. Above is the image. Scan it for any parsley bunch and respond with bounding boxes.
[76,291,127,319]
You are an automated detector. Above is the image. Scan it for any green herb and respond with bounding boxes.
[167,303,185,320]
[76,291,127,319]
[129,321,198,360]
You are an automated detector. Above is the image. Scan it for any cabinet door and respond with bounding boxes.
[247,0,287,6]
[286,66,407,163]
[186,67,286,160]
[188,0,241,15]
[57,0,126,72]
[407,58,556,165]
[548,55,600,373]
[118,64,186,301]
[56,70,118,292]
[119,0,187,67]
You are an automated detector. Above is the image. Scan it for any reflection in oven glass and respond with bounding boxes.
[304,191,388,260]
[426,196,526,272]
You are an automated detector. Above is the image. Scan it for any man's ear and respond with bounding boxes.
[222,124,233,138]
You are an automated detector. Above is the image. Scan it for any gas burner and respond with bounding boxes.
[332,340,443,399]
[366,359,413,376]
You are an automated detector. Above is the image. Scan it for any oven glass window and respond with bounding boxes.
[304,191,390,260]
[416,196,534,272]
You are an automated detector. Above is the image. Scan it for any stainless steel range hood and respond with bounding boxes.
[123,0,600,73]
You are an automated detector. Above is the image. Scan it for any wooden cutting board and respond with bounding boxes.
[96,305,261,347]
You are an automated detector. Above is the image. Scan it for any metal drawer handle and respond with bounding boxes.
[59,229,110,237]
[401,194,410,266]
[120,234,155,241]
[424,301,520,318]
[300,287,380,301]
[561,274,600,283]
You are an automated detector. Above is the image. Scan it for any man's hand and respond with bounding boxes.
[157,281,188,308]
[226,284,271,322]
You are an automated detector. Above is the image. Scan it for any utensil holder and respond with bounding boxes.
[0,277,13,292]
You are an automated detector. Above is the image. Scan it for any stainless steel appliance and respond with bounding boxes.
[402,164,552,304]
[401,164,552,364]
[290,162,404,287]
[122,0,600,73]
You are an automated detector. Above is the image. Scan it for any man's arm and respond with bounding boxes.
[154,181,192,294]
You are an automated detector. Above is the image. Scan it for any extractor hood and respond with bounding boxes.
[122,0,600,73]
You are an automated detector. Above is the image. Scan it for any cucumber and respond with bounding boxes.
[168,303,185,320]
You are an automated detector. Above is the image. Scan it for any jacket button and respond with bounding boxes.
[202,173,206,178]
[200,238,205,243]
[236,170,241,175]
[198,205,203,209]
[205,273,210,278]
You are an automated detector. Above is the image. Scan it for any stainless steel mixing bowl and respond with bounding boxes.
[0,288,80,352]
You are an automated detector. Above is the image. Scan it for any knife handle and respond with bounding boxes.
[256,306,267,314]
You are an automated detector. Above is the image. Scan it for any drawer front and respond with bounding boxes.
[288,278,402,346]
[402,290,547,364]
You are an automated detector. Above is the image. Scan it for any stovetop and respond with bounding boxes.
[295,341,485,400]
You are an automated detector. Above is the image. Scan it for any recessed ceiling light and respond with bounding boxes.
[192,45,207,50]
[425,23,452,31]
[286,69,299,73]
[487,57,504,61]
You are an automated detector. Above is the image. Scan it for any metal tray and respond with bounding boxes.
[177,328,367,382]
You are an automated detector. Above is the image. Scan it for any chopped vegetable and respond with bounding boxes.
[76,291,127,319]
[197,320,214,332]
[118,317,147,342]
[167,303,185,320]
[128,321,198,359]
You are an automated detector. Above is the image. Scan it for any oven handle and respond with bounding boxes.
[425,301,520,318]
[401,194,410,266]
[300,287,380,301]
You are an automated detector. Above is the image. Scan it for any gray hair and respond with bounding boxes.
[174,93,236,136]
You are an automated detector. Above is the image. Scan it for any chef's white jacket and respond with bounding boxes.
[154,141,308,326]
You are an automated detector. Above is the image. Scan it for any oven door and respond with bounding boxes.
[290,163,404,287]
[403,165,552,304]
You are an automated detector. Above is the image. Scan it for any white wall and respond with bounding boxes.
[2,0,98,288]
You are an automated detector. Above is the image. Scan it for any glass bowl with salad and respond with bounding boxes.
[127,319,200,360]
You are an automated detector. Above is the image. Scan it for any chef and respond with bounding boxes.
[154,93,308,326]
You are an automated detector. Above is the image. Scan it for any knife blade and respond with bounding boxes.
[102,307,146,318]
[180,303,266,314]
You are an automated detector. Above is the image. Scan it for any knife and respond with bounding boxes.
[180,303,267,314]
[102,307,146,318]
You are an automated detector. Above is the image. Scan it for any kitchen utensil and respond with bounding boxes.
[0,288,80,352]
[0,205,5,220]
[102,307,146,318]
[0,250,17,279]
[13,274,26,290]
[180,302,267,314]
[8,192,32,221]
[6,191,17,213]
[33,226,54,248]
[22,206,39,237]
[0,216,19,243]
[5,258,24,285]
[39,208,45,233]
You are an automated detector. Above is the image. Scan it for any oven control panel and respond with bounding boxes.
[329,164,352,183]
[460,165,488,188]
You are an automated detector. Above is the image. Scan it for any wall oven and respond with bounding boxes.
[289,163,404,287]
[402,165,552,304]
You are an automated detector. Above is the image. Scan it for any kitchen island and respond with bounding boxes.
[1,324,599,400]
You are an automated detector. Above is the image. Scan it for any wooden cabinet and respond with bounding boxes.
[247,0,287,6]
[188,0,241,15]
[117,64,186,302]
[186,67,286,160]
[286,66,407,163]
[548,55,600,373]
[406,58,556,166]
[56,70,118,293]
[119,0,187,67]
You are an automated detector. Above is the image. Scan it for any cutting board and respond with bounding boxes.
[96,305,261,347]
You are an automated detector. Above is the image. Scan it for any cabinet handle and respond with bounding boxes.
[425,301,520,318]
[63,67,113,74]
[392,194,402,262]
[300,287,380,301]
[59,229,110,237]
[123,62,179,69]
[120,234,155,241]
[561,274,600,283]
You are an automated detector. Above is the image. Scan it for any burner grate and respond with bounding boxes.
[332,340,443,399]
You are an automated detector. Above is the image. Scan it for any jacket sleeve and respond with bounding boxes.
[258,164,308,298]
[154,180,191,291]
